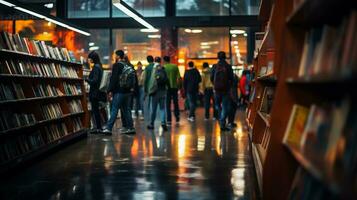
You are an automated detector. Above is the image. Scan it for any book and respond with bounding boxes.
[260,87,275,115]
[283,105,310,147]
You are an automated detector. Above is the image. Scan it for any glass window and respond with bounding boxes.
[231,0,260,15]
[112,0,165,17]
[112,29,161,65]
[230,27,248,66]
[176,0,229,16]
[68,0,110,18]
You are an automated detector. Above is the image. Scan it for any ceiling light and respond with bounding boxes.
[191,29,202,33]
[148,34,161,39]
[44,3,53,9]
[201,45,210,49]
[234,46,239,49]
[0,0,15,7]
[89,42,95,46]
[184,29,192,33]
[243,33,248,37]
[232,34,237,37]
[233,41,238,44]
[89,46,99,51]
[178,59,185,64]
[140,28,159,33]
[200,41,218,45]
[230,30,246,34]
[113,0,154,29]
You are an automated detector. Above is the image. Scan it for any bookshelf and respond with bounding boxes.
[0,31,89,173]
[247,0,357,199]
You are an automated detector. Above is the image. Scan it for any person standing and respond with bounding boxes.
[163,56,181,125]
[86,51,105,133]
[183,61,201,122]
[147,57,169,131]
[135,61,145,120]
[228,73,239,128]
[142,55,155,119]
[103,50,135,135]
[200,62,217,120]
[239,70,250,108]
[211,51,234,131]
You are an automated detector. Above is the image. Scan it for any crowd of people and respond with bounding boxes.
[86,50,251,135]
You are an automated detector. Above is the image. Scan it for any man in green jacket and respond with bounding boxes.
[163,56,181,125]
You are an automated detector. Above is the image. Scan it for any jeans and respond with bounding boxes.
[228,100,238,124]
[150,93,166,125]
[187,93,197,118]
[90,99,102,129]
[215,93,231,128]
[106,92,133,131]
[204,88,218,119]
[166,88,180,122]
[133,86,144,115]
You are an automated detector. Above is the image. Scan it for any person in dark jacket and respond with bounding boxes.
[184,61,201,121]
[102,50,135,135]
[210,51,234,131]
[86,51,104,133]
[228,73,239,128]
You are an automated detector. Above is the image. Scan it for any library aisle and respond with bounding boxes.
[0,109,260,200]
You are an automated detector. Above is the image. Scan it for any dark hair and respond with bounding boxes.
[188,61,194,68]
[154,57,161,63]
[88,51,101,64]
[115,50,125,59]
[203,62,209,68]
[217,51,226,60]
[147,55,154,63]
[163,56,170,62]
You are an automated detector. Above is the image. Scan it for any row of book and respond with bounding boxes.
[63,82,82,96]
[41,103,63,120]
[283,97,357,178]
[298,11,357,77]
[0,59,79,78]
[0,110,36,132]
[0,123,69,164]
[260,86,275,116]
[0,31,76,62]
[0,82,25,101]
[73,118,83,132]
[68,100,83,114]
[32,84,62,98]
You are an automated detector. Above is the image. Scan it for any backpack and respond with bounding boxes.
[118,62,136,90]
[155,66,168,87]
[213,63,229,93]
[99,70,111,92]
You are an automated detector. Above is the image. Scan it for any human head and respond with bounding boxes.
[147,55,154,63]
[217,51,226,60]
[137,61,142,67]
[115,50,125,62]
[188,61,194,68]
[88,51,101,64]
[203,62,209,69]
[163,56,170,63]
[154,56,161,63]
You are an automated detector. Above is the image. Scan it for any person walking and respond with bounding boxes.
[211,51,234,131]
[200,62,217,120]
[103,50,136,135]
[147,57,169,131]
[228,73,239,128]
[142,55,155,120]
[163,56,181,125]
[86,51,105,133]
[183,61,201,122]
[135,61,145,120]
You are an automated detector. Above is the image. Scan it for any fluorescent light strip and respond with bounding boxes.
[113,2,154,29]
[0,0,14,7]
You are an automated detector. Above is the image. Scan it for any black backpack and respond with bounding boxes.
[118,62,136,90]
[213,63,229,93]
[155,65,168,87]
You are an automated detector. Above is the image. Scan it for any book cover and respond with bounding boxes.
[283,105,310,147]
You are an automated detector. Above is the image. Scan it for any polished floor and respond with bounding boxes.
[0,109,260,200]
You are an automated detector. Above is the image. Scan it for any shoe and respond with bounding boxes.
[147,124,154,130]
[139,116,145,121]
[123,128,136,134]
[102,129,112,135]
[119,128,128,133]
[220,127,231,132]
[162,124,168,131]
[187,117,195,122]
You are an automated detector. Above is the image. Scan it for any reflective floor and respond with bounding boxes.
[0,109,260,200]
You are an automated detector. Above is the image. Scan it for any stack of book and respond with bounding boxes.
[32,84,61,97]
[42,123,69,143]
[41,103,63,120]
[68,100,83,114]
[0,110,36,131]
[73,118,83,132]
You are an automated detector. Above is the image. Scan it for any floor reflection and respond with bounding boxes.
[0,109,260,200]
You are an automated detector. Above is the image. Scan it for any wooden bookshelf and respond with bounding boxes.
[249,0,357,199]
[0,32,89,173]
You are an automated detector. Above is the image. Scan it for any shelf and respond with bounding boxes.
[257,73,277,85]
[283,143,343,195]
[0,112,84,137]
[286,0,352,28]
[257,111,270,127]
[252,143,263,194]
[0,95,83,105]
[0,49,82,67]
[258,0,273,22]
[286,73,356,85]
[0,74,82,81]
[0,129,87,173]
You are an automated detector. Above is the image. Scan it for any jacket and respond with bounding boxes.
[210,60,234,95]
[200,67,213,93]
[87,63,103,100]
[149,63,169,97]
[108,62,131,94]
[164,63,181,89]
[143,62,154,94]
[184,68,201,95]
